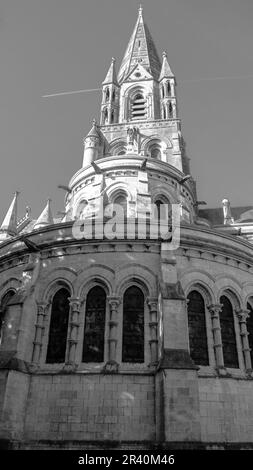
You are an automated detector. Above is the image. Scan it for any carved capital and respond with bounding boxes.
[208,304,223,317]
[147,297,158,311]
[36,302,48,316]
[108,296,121,309]
[68,297,81,312]
[236,308,250,322]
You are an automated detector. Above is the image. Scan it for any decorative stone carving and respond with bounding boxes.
[66,298,81,365]
[32,302,47,363]
[147,297,158,364]
[236,308,252,371]
[107,296,120,363]
[207,304,224,368]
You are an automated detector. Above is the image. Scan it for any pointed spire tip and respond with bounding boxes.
[139,4,143,17]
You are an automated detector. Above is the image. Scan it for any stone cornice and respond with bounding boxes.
[1,222,253,273]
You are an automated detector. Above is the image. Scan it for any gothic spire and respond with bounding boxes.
[0,191,19,240]
[34,199,54,230]
[159,51,174,80]
[118,5,161,83]
[102,58,118,86]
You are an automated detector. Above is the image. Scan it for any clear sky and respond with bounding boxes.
[0,0,253,221]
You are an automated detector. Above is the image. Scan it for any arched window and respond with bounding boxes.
[46,288,70,363]
[104,108,108,124]
[154,198,171,221]
[83,286,106,362]
[246,302,253,365]
[131,92,146,120]
[168,102,173,118]
[167,81,171,96]
[161,86,164,99]
[122,286,144,363]
[187,290,209,365]
[163,105,166,119]
[0,290,15,346]
[111,110,114,123]
[150,145,161,160]
[105,87,110,102]
[220,295,239,368]
[112,89,116,102]
[113,194,128,218]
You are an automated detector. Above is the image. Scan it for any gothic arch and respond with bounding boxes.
[76,265,114,299]
[184,281,214,306]
[0,277,21,299]
[180,269,217,304]
[218,288,241,311]
[141,135,172,156]
[105,181,135,203]
[40,278,74,305]
[115,264,157,298]
[215,275,243,307]
[109,138,127,156]
[151,184,177,205]
[242,282,253,308]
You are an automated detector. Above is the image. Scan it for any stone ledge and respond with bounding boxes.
[158,349,198,370]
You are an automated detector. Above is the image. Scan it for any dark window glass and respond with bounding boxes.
[187,291,209,365]
[46,288,70,363]
[105,88,110,101]
[83,286,106,362]
[220,295,239,368]
[150,146,161,159]
[167,81,171,96]
[169,102,173,118]
[122,286,144,363]
[114,195,127,218]
[247,302,253,365]
[0,290,15,346]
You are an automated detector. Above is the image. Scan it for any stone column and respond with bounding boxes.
[107,297,120,363]
[236,308,252,371]
[32,302,47,363]
[147,297,158,364]
[66,298,81,365]
[208,304,224,368]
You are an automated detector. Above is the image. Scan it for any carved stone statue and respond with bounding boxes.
[222,198,234,225]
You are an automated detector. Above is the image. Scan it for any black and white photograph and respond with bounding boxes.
[0,0,253,461]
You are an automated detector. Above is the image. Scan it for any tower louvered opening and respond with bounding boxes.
[131,93,147,120]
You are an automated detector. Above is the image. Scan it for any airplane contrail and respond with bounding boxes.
[41,75,253,98]
[42,87,101,98]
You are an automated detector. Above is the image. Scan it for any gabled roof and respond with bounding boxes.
[118,6,161,83]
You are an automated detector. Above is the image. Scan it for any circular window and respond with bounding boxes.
[135,72,141,77]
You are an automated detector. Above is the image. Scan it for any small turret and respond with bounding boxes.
[0,191,19,242]
[159,52,177,119]
[34,199,54,230]
[82,119,100,167]
[100,58,119,125]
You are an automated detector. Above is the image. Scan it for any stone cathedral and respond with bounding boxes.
[1,7,253,449]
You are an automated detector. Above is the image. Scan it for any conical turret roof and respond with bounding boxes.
[0,191,18,238]
[103,58,118,86]
[85,119,100,139]
[34,199,54,229]
[159,51,174,80]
